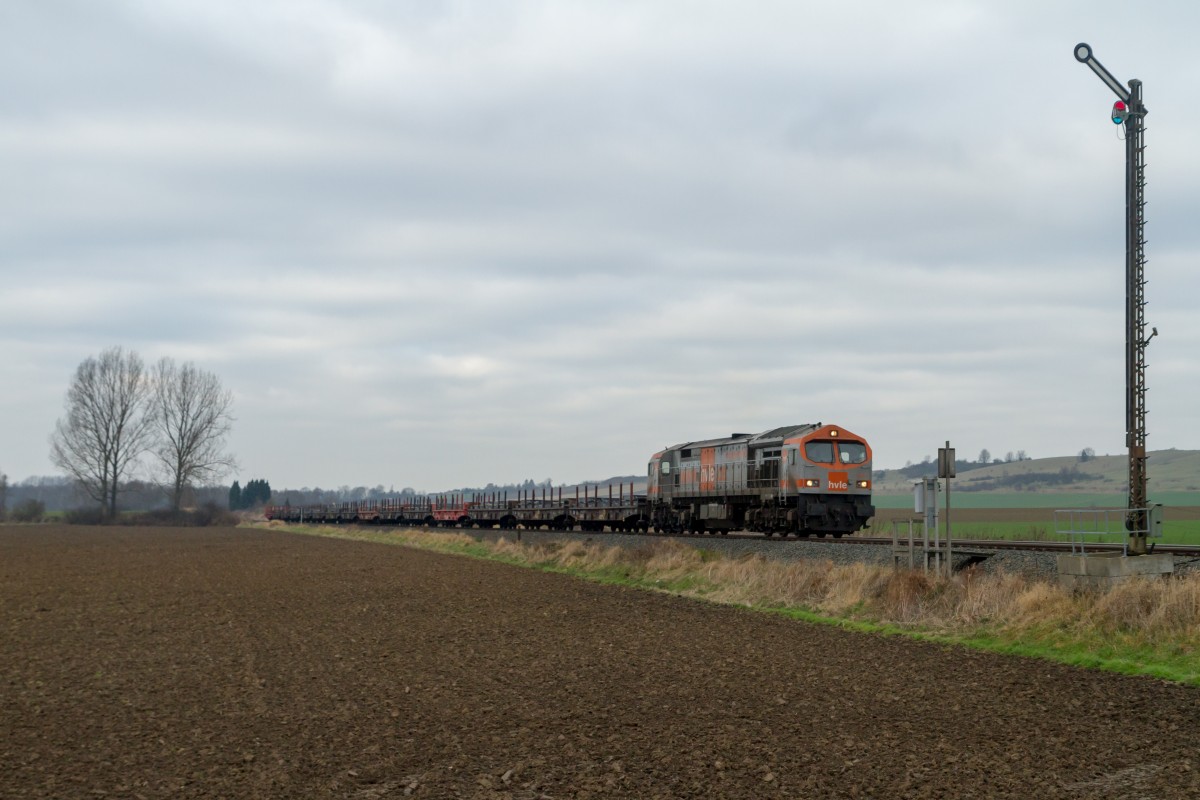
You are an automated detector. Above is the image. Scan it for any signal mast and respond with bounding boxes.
[1073,43,1152,555]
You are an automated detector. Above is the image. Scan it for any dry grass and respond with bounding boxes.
[1086,573,1200,637]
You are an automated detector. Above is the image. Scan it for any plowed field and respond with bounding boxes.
[2,526,1197,799]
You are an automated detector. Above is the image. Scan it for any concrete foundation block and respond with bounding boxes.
[1056,552,1174,590]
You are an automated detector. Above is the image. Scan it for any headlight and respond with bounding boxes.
[803,479,820,488]
[857,480,870,489]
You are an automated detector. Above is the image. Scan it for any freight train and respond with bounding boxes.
[266,422,875,538]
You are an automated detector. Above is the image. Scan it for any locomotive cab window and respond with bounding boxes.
[838,442,868,464]
[805,441,835,464]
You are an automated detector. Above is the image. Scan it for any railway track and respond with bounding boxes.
[303,516,1200,559]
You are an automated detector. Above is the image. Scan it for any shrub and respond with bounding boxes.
[64,507,107,525]
[132,503,240,527]
[192,502,239,527]
[10,499,46,523]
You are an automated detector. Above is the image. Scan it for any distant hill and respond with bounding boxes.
[532,452,1198,501]
[873,449,1200,495]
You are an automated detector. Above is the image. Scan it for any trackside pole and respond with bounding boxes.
[1073,42,1152,556]
[942,441,953,575]
[913,478,938,574]
[937,444,955,577]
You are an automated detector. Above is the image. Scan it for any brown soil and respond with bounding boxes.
[2,525,1197,799]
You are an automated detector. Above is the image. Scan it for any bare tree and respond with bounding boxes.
[50,347,154,519]
[151,358,237,512]
[0,467,8,521]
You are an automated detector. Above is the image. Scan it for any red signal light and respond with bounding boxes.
[1112,100,1127,125]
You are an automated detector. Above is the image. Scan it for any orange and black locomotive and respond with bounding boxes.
[647,423,873,536]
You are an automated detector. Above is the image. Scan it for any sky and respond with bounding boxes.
[2,1,1199,492]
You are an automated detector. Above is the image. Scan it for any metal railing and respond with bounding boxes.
[890,516,951,576]
[1054,505,1163,555]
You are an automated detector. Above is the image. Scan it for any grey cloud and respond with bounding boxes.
[2,1,1198,488]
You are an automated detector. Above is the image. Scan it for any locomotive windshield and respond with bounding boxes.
[804,441,834,463]
[804,440,868,465]
[838,442,868,464]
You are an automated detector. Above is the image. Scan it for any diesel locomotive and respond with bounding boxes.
[266,422,875,537]
[648,423,874,536]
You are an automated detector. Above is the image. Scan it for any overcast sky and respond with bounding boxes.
[3,1,1198,492]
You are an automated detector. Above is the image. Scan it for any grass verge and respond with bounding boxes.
[259,522,1200,687]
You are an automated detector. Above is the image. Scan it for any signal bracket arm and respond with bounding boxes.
[1074,43,1131,103]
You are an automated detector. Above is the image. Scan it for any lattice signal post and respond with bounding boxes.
[1074,43,1152,556]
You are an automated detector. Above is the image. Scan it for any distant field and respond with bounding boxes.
[870,502,1200,545]
[871,519,1200,546]
[872,449,1200,496]
[871,491,1200,509]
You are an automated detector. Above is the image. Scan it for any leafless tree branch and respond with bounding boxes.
[150,358,237,512]
[49,347,154,518]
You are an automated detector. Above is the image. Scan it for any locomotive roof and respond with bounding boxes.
[665,423,822,453]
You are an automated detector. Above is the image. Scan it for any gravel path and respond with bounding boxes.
[2,525,1197,799]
